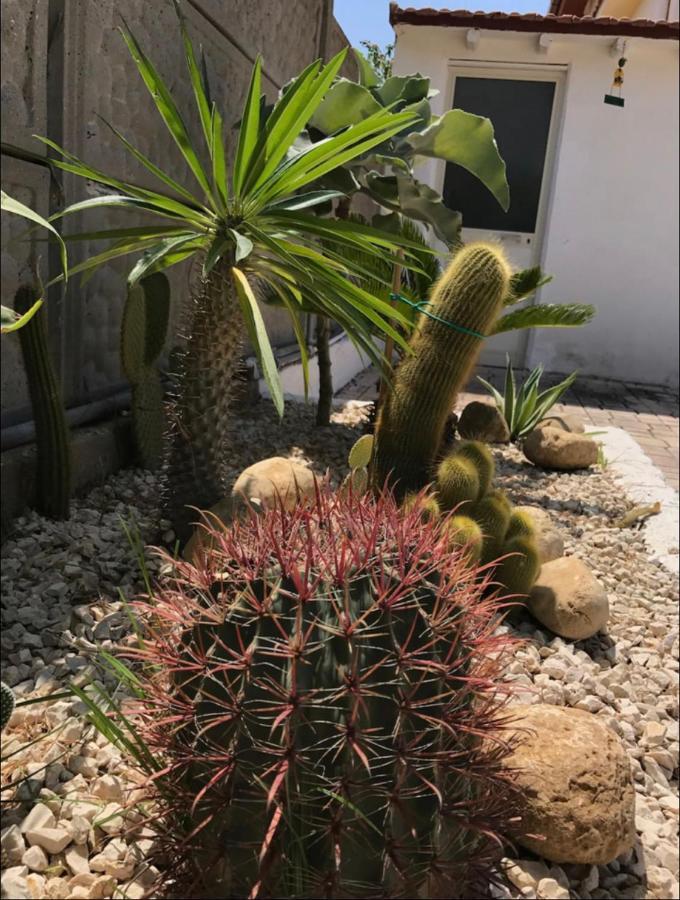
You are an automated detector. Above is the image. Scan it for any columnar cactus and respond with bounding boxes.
[373,243,511,495]
[128,488,516,899]
[120,272,170,470]
[15,286,71,519]
[1,682,15,731]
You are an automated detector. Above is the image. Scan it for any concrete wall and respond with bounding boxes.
[1,0,352,430]
[392,24,679,388]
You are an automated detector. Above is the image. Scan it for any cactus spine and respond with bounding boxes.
[373,243,511,496]
[1,682,15,731]
[121,273,170,469]
[15,286,71,519]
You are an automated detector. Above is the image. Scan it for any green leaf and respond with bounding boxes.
[229,229,253,263]
[127,234,200,284]
[309,79,384,134]
[402,108,510,211]
[268,190,345,212]
[493,303,596,334]
[1,190,68,281]
[173,0,213,155]
[1,299,43,334]
[233,57,263,195]
[352,48,380,88]
[119,21,213,201]
[504,355,515,433]
[376,74,430,108]
[363,173,462,245]
[232,267,284,418]
[210,105,228,208]
[504,266,553,305]
[348,434,374,469]
[477,376,504,412]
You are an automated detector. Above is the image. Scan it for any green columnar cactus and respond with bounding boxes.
[373,243,511,496]
[121,272,170,470]
[436,455,480,510]
[471,491,512,565]
[1,682,14,731]
[15,286,71,520]
[497,535,541,596]
[454,440,495,497]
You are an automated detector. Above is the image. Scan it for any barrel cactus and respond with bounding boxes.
[1,682,15,731]
[127,488,517,899]
[373,243,511,495]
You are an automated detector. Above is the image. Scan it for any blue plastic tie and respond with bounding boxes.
[390,293,486,340]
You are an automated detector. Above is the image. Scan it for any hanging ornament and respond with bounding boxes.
[604,57,626,107]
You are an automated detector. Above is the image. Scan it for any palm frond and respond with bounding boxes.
[492,303,596,334]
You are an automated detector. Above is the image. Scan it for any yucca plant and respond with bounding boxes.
[121,486,518,899]
[478,355,578,442]
[36,1,433,540]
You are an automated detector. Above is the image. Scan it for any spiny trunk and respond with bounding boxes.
[315,315,333,426]
[164,262,243,545]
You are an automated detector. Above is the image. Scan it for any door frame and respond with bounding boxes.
[435,59,569,369]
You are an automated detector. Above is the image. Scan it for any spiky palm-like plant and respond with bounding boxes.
[124,487,518,899]
[38,2,428,539]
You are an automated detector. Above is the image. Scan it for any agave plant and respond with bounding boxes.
[37,2,431,539]
[1,191,67,333]
[479,355,578,441]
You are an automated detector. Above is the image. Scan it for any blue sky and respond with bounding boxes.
[334,1,549,48]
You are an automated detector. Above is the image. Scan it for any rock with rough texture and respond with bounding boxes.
[458,401,510,443]
[505,704,636,864]
[529,557,609,640]
[184,458,317,561]
[537,413,586,434]
[523,425,598,470]
[0,866,31,900]
[514,505,565,564]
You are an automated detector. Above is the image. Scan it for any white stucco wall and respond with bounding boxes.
[393,25,680,388]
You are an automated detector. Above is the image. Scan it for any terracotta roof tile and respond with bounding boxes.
[388,5,680,40]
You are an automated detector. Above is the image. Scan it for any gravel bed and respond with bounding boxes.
[1,398,678,900]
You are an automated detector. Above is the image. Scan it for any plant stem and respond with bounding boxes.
[315,315,333,426]
[377,250,404,410]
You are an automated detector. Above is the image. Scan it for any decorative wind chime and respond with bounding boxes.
[604,56,627,107]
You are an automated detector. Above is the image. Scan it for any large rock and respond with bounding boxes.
[184,458,317,562]
[523,425,597,470]
[537,413,586,434]
[528,557,609,640]
[457,401,510,443]
[513,505,564,564]
[504,705,636,864]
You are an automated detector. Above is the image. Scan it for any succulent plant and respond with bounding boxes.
[128,488,517,898]
[1,682,15,731]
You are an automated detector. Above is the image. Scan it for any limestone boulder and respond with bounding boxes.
[513,505,565,564]
[504,704,636,864]
[457,401,510,443]
[537,413,586,434]
[523,425,597,470]
[528,557,609,640]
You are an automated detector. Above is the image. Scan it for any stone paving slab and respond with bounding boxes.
[337,365,679,491]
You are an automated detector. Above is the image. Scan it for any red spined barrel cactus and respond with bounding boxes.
[128,487,517,899]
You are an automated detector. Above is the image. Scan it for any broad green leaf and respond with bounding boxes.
[232,267,284,418]
[352,48,380,88]
[229,229,253,263]
[348,434,374,469]
[233,57,263,195]
[402,108,510,211]
[119,22,213,201]
[363,173,462,245]
[376,74,430,108]
[309,79,384,134]
[1,190,68,280]
[493,303,596,334]
[1,299,43,334]
[48,192,211,229]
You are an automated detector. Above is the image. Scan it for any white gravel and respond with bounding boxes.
[1,399,678,900]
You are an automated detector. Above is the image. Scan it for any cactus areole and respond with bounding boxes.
[128,487,516,898]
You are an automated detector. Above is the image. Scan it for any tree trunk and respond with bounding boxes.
[315,314,333,426]
[164,261,243,545]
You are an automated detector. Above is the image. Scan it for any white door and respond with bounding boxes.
[439,64,565,367]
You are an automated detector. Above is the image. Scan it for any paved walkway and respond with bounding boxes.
[337,365,679,492]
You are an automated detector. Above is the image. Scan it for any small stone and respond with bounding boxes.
[45,877,70,899]
[25,826,72,854]
[86,874,117,899]
[537,877,570,899]
[642,721,668,747]
[90,774,123,802]
[1,866,31,900]
[1,824,26,866]
[20,805,56,834]
[26,874,46,900]
[647,865,675,897]
[21,845,49,872]
[93,803,124,835]
[65,843,90,876]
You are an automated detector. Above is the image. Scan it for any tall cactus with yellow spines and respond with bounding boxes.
[120,272,170,470]
[373,243,511,495]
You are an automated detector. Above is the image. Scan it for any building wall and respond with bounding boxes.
[1,0,352,429]
[392,24,680,387]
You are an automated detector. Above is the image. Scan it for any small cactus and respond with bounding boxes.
[444,515,484,563]
[436,455,480,510]
[402,491,441,522]
[1,682,15,731]
[471,490,512,564]
[121,272,170,469]
[454,440,495,498]
[342,433,373,498]
[497,535,541,596]
[505,509,537,542]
